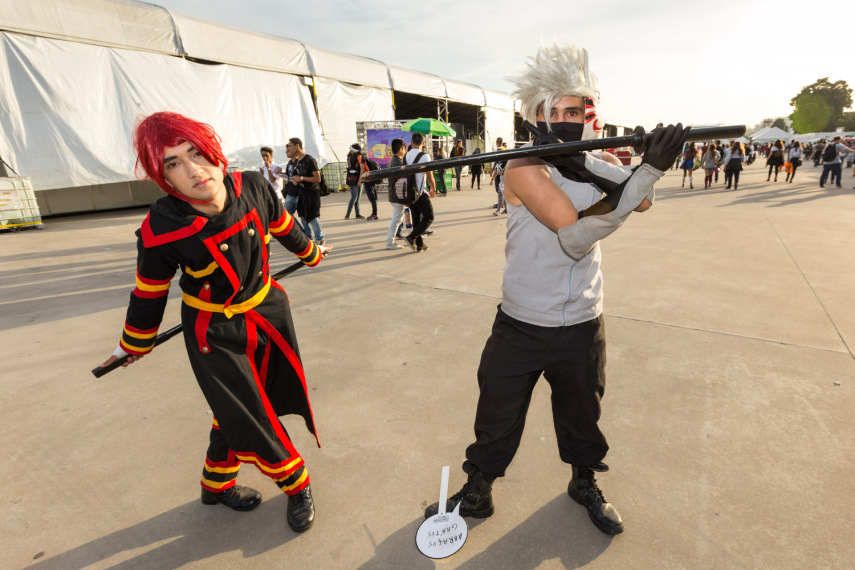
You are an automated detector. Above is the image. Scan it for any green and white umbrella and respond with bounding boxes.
[401,118,456,137]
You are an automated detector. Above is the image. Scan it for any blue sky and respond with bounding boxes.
[152,0,853,130]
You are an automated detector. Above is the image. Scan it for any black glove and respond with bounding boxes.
[641,123,691,171]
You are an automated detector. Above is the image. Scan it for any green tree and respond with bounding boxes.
[790,78,853,131]
[838,112,855,131]
[772,117,788,130]
[790,93,832,134]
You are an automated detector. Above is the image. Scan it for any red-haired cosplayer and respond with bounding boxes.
[100,112,330,533]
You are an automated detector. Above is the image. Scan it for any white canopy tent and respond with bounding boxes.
[749,126,792,143]
[0,0,519,214]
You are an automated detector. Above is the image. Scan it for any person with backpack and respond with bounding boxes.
[820,136,855,188]
[344,144,367,219]
[285,138,325,245]
[384,138,409,249]
[362,156,381,220]
[403,132,436,252]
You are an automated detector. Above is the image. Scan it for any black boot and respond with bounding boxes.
[287,484,315,532]
[201,485,262,512]
[424,461,495,519]
[568,463,624,535]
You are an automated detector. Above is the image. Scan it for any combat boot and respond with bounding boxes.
[424,461,495,519]
[568,463,624,535]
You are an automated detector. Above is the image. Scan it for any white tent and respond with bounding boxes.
[0,0,520,214]
[749,126,792,143]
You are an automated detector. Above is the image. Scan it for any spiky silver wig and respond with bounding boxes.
[509,42,601,136]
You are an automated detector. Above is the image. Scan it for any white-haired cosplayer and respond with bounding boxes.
[512,42,603,141]
[424,42,688,537]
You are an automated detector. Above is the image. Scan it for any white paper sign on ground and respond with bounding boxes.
[415,466,468,559]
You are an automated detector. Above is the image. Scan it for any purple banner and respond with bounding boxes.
[366,129,412,168]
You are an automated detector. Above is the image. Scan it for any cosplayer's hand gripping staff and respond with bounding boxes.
[91,258,314,378]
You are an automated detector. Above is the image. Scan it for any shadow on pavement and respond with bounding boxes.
[27,495,298,569]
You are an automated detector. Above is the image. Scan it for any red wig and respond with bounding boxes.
[133,112,228,203]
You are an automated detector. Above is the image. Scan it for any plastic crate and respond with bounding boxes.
[0,177,43,231]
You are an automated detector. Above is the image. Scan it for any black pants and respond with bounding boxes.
[454,166,463,189]
[437,170,447,193]
[364,182,377,216]
[471,170,481,188]
[407,192,434,247]
[725,168,741,188]
[466,308,608,478]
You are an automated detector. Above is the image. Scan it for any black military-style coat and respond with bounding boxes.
[119,171,322,443]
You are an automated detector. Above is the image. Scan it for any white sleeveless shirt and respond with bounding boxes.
[501,159,604,327]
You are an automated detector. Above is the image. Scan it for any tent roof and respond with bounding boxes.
[0,0,180,55]
[750,126,791,142]
[0,0,517,110]
[171,13,310,75]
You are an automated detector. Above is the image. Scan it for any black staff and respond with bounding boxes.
[362,124,746,184]
[92,259,308,378]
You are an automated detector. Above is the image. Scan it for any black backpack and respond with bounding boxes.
[366,158,380,171]
[318,172,330,196]
[390,152,424,205]
[822,144,838,162]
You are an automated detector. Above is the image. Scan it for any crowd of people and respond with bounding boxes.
[675,136,855,190]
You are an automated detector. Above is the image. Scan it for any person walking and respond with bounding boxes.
[701,143,720,188]
[725,141,745,190]
[785,141,803,183]
[680,142,698,188]
[470,147,483,189]
[451,138,466,190]
[820,136,855,188]
[344,144,366,219]
[385,138,408,250]
[434,147,447,195]
[403,132,436,252]
[766,139,785,181]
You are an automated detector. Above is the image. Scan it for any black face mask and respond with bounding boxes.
[536,121,584,143]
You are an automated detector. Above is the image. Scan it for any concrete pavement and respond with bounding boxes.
[2,159,854,569]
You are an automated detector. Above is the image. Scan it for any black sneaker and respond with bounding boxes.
[355,214,365,219]
[404,236,417,252]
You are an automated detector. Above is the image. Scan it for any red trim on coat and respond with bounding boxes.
[244,320,303,457]
[202,209,265,312]
[132,287,169,299]
[194,283,213,353]
[270,279,289,304]
[136,271,172,286]
[232,171,243,199]
[140,212,207,248]
[259,339,272,388]
[124,323,159,335]
[246,310,319,447]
